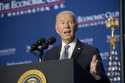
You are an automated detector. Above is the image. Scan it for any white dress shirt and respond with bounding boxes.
[60,39,77,60]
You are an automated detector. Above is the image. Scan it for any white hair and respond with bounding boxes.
[56,10,77,22]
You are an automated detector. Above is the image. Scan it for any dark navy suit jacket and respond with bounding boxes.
[44,40,110,83]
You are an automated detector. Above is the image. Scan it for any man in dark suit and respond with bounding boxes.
[44,10,110,83]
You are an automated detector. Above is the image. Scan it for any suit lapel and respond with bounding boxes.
[56,45,61,59]
[71,40,83,59]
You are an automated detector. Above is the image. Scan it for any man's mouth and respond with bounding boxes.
[64,30,71,34]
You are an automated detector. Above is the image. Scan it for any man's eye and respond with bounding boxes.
[69,21,73,24]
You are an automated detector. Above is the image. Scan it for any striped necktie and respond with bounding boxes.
[61,45,70,60]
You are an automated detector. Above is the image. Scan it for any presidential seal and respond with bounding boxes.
[18,69,46,83]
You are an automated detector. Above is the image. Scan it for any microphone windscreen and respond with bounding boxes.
[47,37,56,45]
[36,38,46,45]
[31,43,38,51]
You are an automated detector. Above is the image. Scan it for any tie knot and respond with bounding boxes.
[64,45,70,49]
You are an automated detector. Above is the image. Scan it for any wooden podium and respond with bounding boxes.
[0,60,96,83]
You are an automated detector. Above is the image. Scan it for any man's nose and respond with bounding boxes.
[64,23,70,28]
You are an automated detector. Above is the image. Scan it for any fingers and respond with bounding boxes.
[92,55,97,63]
[90,55,101,80]
[90,55,98,74]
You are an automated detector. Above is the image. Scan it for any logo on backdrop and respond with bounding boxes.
[0,48,16,56]
[18,69,46,83]
[80,38,94,45]
[77,11,119,28]
[0,0,65,18]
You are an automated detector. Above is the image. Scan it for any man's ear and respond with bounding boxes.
[74,23,78,31]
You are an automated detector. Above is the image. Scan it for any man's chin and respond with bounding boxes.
[63,37,73,42]
[64,36,72,40]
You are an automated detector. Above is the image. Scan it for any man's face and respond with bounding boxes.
[56,13,77,43]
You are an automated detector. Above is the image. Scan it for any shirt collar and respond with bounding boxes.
[62,38,77,47]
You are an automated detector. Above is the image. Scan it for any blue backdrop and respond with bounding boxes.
[0,0,121,83]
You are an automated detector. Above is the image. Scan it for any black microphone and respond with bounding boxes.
[36,38,46,45]
[27,37,56,53]
[26,37,56,62]
[30,43,38,51]
[38,36,56,50]
[46,36,56,45]
[36,38,48,50]
[30,38,46,51]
